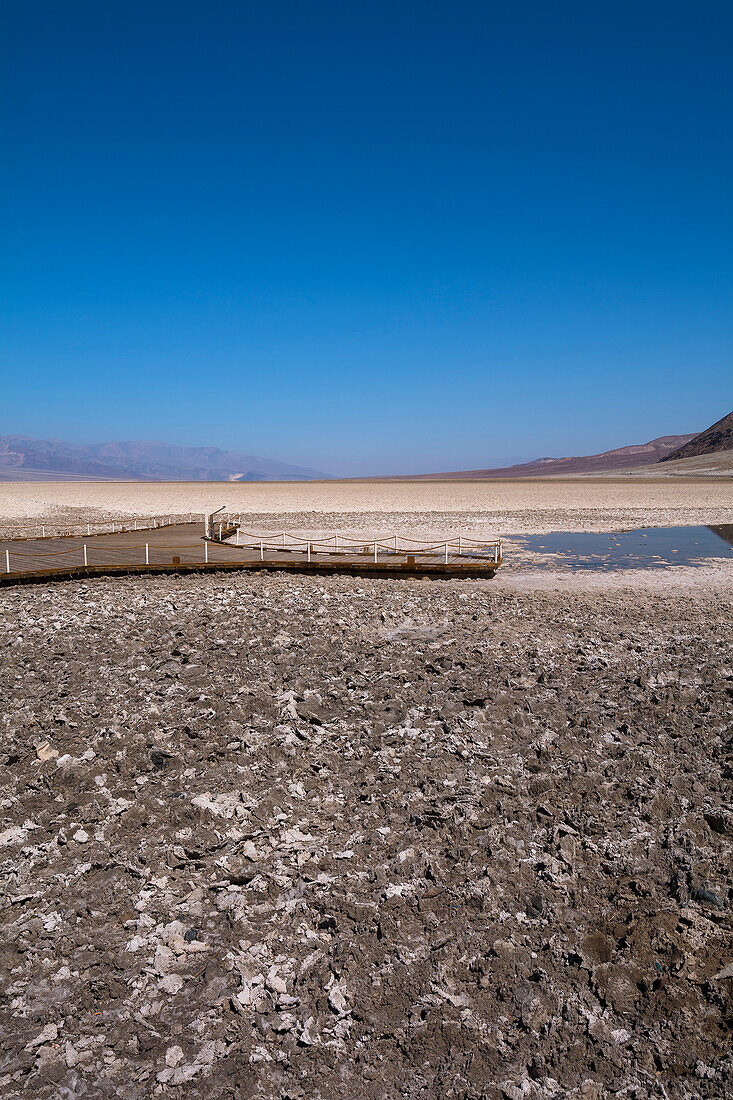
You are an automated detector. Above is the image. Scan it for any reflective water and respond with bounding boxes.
[509,525,733,571]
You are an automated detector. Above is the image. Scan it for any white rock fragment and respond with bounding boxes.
[165,1045,185,1068]
[73,829,89,844]
[235,975,265,1009]
[36,741,58,762]
[249,1045,273,1063]
[326,974,349,1016]
[157,1063,203,1084]
[266,966,287,994]
[298,1017,319,1046]
[26,1023,58,1050]
[159,974,184,994]
[154,944,175,974]
[191,791,241,818]
[0,826,27,847]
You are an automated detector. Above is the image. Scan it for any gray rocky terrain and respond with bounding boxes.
[1,570,731,1099]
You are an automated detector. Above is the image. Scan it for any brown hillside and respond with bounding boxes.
[661,409,733,462]
[385,434,694,479]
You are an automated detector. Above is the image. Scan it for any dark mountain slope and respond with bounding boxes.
[661,410,733,462]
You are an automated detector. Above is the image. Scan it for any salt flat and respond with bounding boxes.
[1,477,732,536]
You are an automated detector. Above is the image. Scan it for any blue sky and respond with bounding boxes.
[2,0,731,475]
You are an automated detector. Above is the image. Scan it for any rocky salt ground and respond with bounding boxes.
[0,571,731,1099]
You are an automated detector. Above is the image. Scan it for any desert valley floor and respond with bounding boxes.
[0,481,731,1099]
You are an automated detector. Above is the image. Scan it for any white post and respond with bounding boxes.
[218,523,222,541]
[393,535,397,551]
[145,543,149,565]
[458,536,462,556]
[260,540,263,561]
[5,550,9,573]
[444,542,448,564]
[134,519,137,530]
[204,541,208,563]
[307,541,311,562]
[374,541,378,563]
[42,525,45,538]
[83,544,88,567]
[87,523,91,535]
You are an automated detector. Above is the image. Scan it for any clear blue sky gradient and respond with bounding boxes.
[2,1,731,475]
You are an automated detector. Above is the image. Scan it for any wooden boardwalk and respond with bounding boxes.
[0,523,502,585]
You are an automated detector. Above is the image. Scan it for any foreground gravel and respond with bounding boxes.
[1,571,731,1099]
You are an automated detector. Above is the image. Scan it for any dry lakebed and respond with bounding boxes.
[0,481,731,1099]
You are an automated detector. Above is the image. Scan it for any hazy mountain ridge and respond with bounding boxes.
[0,435,331,482]
[386,434,695,479]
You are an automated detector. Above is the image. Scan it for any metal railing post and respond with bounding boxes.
[374,541,378,563]
[42,525,45,538]
[5,550,9,573]
[204,541,208,563]
[260,540,264,561]
[444,542,448,564]
[307,541,311,562]
[83,544,88,567]
[458,536,461,556]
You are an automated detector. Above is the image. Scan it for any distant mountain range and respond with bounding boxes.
[661,409,733,462]
[0,436,332,482]
[388,434,696,479]
[2,413,730,482]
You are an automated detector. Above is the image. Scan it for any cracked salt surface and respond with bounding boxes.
[0,567,731,1098]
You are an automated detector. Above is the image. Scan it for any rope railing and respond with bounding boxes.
[213,516,499,548]
[0,513,205,540]
[213,528,502,565]
[220,529,501,556]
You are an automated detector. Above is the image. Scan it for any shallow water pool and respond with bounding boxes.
[508,525,733,571]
